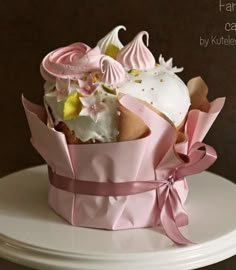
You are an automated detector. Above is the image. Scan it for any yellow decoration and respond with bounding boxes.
[134,79,142,84]
[63,92,82,120]
[91,73,99,83]
[128,69,140,77]
[105,43,120,59]
[80,76,87,81]
[102,84,117,95]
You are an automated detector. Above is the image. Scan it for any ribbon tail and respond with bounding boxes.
[160,200,194,245]
[170,184,189,227]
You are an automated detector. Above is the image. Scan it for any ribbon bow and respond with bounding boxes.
[156,141,217,245]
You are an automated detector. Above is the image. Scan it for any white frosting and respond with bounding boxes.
[45,67,190,142]
[116,67,190,126]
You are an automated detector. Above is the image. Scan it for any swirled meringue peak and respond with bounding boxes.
[97,25,126,58]
[117,31,156,70]
[41,43,102,81]
[100,56,126,84]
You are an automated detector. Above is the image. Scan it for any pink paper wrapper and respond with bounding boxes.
[22,84,225,245]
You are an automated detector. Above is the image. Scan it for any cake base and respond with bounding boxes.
[0,165,235,270]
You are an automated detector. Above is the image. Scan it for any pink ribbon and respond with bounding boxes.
[48,141,217,245]
[156,142,217,245]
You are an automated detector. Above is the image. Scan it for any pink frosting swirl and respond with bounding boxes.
[117,31,156,70]
[100,56,126,84]
[40,43,103,82]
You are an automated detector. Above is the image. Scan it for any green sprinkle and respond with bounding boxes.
[102,84,117,95]
[128,69,140,76]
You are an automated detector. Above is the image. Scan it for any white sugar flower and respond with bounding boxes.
[158,54,183,74]
[45,78,73,102]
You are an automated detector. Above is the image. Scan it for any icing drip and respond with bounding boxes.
[100,56,126,84]
[41,43,102,81]
[117,31,156,70]
[97,25,126,58]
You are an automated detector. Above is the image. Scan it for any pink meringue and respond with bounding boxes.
[100,56,126,84]
[117,31,156,70]
[41,43,103,81]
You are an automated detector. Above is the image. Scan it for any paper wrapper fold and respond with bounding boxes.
[22,77,225,244]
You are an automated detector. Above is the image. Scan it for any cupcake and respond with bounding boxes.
[23,26,225,245]
[41,26,191,143]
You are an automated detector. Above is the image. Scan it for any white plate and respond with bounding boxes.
[0,165,235,270]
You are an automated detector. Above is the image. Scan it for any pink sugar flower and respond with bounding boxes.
[77,74,98,96]
[80,95,106,122]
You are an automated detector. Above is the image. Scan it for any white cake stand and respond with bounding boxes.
[0,165,235,270]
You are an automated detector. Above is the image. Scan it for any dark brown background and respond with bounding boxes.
[0,0,235,269]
